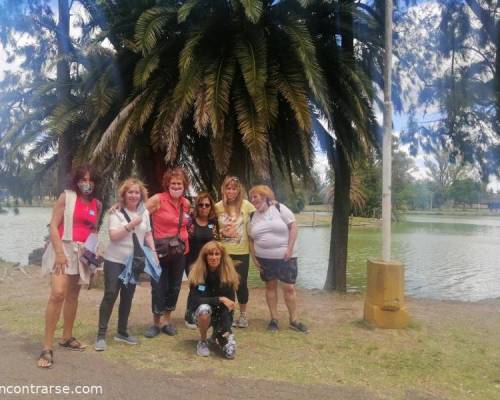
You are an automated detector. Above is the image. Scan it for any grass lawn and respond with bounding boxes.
[0,261,499,399]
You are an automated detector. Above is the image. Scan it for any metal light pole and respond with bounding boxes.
[382,0,393,262]
[364,0,409,328]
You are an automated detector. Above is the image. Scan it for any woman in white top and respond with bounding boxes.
[248,185,308,333]
[95,178,157,351]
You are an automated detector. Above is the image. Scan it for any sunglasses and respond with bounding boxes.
[197,203,211,208]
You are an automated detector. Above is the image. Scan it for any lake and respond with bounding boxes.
[1,207,499,301]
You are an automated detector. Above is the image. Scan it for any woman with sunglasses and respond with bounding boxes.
[215,176,255,328]
[184,192,219,328]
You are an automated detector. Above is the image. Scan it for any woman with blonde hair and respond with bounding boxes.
[95,178,158,351]
[214,176,255,328]
[248,185,308,333]
[187,241,239,359]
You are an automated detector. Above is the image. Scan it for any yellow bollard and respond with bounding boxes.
[364,259,409,329]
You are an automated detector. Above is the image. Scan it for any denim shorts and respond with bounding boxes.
[256,257,298,284]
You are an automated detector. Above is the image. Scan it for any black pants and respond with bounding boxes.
[231,254,249,305]
[98,260,136,338]
[151,253,186,315]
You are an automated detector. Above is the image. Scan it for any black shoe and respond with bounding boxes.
[144,325,161,338]
[267,319,279,332]
[161,324,177,336]
[289,320,308,333]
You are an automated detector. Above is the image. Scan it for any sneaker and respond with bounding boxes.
[289,320,308,333]
[114,333,139,345]
[267,319,279,332]
[144,325,161,338]
[161,323,177,336]
[94,337,107,351]
[222,334,236,359]
[196,340,210,357]
[235,313,248,328]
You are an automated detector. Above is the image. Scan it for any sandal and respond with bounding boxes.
[37,349,53,368]
[58,337,87,351]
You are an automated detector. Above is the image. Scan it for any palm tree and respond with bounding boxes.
[91,0,332,194]
[306,0,381,290]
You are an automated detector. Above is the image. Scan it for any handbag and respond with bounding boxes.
[120,209,146,275]
[154,204,185,258]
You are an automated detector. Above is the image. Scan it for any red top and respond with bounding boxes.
[152,192,190,254]
[58,196,98,242]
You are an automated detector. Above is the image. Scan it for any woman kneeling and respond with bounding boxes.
[187,241,239,359]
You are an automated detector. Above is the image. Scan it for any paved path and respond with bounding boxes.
[0,330,381,400]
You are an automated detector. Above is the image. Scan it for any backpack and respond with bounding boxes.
[249,202,281,221]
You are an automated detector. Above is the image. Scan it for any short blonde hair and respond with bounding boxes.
[118,178,149,203]
[249,185,275,203]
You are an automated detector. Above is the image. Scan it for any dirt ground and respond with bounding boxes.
[0,265,499,400]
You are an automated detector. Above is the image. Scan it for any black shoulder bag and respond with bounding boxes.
[120,209,146,276]
[154,205,185,258]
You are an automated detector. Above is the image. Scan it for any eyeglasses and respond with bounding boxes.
[197,203,211,208]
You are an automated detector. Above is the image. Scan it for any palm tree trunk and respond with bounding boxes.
[56,0,72,192]
[324,0,354,291]
[324,144,351,291]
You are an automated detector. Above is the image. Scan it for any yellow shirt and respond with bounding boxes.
[215,199,255,255]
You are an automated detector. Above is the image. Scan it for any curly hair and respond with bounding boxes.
[118,178,149,204]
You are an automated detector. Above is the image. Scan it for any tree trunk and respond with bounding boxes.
[323,0,354,291]
[324,144,351,291]
[56,0,72,192]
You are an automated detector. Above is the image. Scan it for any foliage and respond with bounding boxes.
[397,0,499,180]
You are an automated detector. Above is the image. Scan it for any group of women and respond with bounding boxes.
[37,165,307,368]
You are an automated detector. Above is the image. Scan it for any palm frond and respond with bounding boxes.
[92,94,144,160]
[194,83,209,135]
[234,30,267,108]
[205,54,236,136]
[233,81,269,176]
[275,59,312,132]
[135,7,175,55]
[179,24,207,74]
[178,0,200,23]
[239,0,263,24]
[134,53,160,88]
[282,16,331,121]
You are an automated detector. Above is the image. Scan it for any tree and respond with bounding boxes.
[448,177,485,207]
[89,0,332,196]
[397,1,499,181]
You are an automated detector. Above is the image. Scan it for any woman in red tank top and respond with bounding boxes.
[38,165,102,368]
[143,167,191,338]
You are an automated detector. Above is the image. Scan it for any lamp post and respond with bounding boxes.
[364,0,409,328]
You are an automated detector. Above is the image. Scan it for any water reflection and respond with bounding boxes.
[1,208,500,301]
[297,214,500,301]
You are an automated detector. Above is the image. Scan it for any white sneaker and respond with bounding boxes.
[196,340,210,357]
